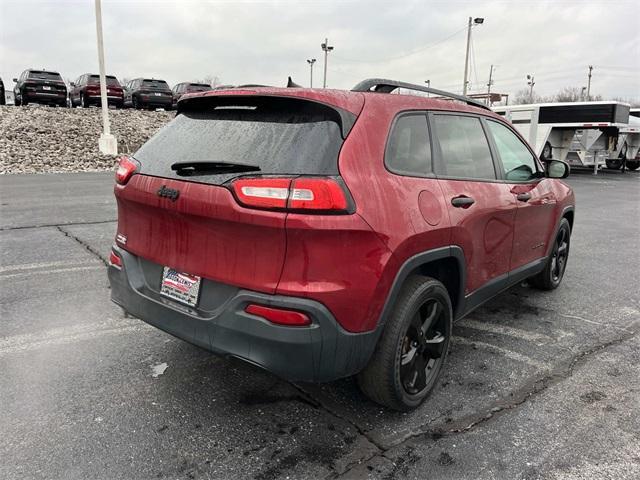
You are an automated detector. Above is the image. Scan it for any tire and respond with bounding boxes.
[530,218,571,290]
[81,93,88,108]
[14,95,21,106]
[357,275,453,411]
[626,160,639,171]
[605,159,623,170]
[21,92,28,106]
[132,95,140,109]
[541,142,552,161]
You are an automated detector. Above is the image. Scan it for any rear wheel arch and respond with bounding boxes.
[378,247,466,328]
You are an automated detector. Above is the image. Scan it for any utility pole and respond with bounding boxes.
[321,38,334,89]
[586,65,593,100]
[527,74,535,103]
[486,64,494,106]
[94,0,117,155]
[462,17,484,96]
[307,58,316,88]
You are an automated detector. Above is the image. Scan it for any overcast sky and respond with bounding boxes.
[1,0,639,101]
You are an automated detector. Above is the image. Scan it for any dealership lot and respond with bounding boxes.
[1,170,638,479]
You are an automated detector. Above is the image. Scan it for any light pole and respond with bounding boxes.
[527,74,535,103]
[462,17,484,96]
[94,0,117,155]
[307,58,316,88]
[321,38,334,88]
[425,80,430,97]
[486,64,494,106]
[586,65,593,100]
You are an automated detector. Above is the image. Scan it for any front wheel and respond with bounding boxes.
[530,218,571,290]
[357,275,452,411]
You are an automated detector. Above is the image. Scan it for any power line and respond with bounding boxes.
[332,24,468,64]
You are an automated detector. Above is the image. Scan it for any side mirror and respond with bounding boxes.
[13,78,18,83]
[545,159,570,179]
[70,82,75,87]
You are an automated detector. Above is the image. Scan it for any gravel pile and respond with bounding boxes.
[0,105,173,174]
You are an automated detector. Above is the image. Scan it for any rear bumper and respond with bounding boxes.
[108,246,378,382]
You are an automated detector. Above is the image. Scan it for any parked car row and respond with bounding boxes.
[2,69,214,109]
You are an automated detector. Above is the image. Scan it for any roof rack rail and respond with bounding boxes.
[351,78,491,111]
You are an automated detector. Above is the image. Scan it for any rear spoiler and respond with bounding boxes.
[177,93,357,139]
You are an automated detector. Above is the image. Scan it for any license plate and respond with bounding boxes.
[160,267,201,307]
[154,92,161,96]
[43,85,51,90]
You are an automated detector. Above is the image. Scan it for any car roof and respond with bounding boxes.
[182,86,498,118]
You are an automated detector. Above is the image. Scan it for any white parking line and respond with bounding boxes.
[457,318,561,343]
[0,318,146,356]
[453,336,549,370]
[0,265,104,279]
[0,260,100,273]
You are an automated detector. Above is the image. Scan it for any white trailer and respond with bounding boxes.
[492,101,631,174]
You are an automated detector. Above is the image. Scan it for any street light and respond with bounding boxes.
[321,38,334,88]
[527,74,535,103]
[307,58,316,88]
[94,0,117,155]
[462,16,484,96]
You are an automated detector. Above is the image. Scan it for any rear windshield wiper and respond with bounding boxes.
[171,161,261,176]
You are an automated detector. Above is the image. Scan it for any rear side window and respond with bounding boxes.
[135,97,348,185]
[487,120,538,181]
[433,115,496,180]
[385,114,431,176]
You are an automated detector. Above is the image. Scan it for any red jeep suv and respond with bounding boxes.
[108,79,574,411]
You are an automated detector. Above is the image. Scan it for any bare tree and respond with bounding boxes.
[513,89,552,105]
[194,75,222,87]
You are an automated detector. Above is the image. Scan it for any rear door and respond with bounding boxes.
[116,95,353,294]
[485,119,556,270]
[431,112,518,297]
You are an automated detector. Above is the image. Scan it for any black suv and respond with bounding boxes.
[171,82,211,108]
[0,77,5,105]
[123,78,172,110]
[69,74,124,108]
[14,69,67,107]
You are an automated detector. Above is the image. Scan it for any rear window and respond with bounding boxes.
[186,84,211,92]
[142,79,169,90]
[29,71,62,81]
[135,97,348,184]
[89,75,120,86]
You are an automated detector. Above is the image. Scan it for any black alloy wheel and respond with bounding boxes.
[400,299,447,395]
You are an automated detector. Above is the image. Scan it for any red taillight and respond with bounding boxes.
[115,156,139,185]
[231,177,350,213]
[289,178,348,211]
[109,249,122,269]
[245,304,311,327]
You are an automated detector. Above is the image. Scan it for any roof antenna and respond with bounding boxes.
[287,76,302,88]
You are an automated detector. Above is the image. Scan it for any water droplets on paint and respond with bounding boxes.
[151,362,168,378]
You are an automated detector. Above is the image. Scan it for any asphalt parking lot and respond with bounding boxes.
[1,169,639,480]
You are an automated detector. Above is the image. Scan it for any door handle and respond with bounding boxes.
[451,196,475,208]
[516,192,532,202]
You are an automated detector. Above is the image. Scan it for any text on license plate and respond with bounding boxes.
[154,92,162,96]
[43,86,51,90]
[160,267,201,307]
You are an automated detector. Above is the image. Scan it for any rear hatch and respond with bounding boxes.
[115,92,361,294]
[27,70,66,95]
[139,79,172,100]
[88,75,123,96]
